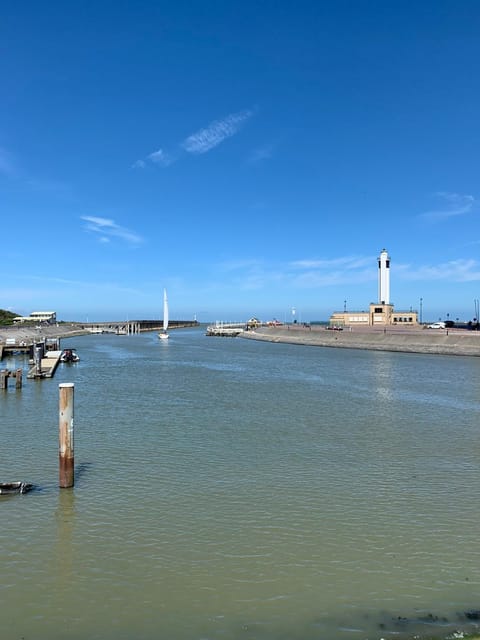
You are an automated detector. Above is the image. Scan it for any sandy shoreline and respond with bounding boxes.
[241,325,480,357]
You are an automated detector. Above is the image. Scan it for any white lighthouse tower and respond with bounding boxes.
[378,248,390,305]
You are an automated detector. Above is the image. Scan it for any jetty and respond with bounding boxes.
[80,319,199,334]
[241,324,480,357]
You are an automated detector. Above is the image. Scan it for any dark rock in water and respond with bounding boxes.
[0,482,34,495]
[464,610,480,620]
[418,612,448,623]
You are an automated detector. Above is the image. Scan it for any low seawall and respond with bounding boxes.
[241,326,480,357]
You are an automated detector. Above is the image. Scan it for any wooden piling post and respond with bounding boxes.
[59,383,74,488]
[15,368,22,389]
[0,370,7,390]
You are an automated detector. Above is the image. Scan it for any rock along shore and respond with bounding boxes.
[241,325,480,357]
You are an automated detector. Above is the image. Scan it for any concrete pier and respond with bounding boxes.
[241,325,480,357]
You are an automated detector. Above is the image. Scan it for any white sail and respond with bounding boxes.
[163,288,169,332]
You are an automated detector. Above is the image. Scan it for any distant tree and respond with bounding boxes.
[0,309,17,325]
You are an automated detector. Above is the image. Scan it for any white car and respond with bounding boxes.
[428,322,446,329]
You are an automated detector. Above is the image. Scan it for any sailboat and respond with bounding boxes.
[158,288,169,340]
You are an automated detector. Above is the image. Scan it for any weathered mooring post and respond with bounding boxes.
[15,368,22,389]
[0,370,7,390]
[59,383,74,488]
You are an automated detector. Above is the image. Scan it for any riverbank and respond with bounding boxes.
[241,324,480,357]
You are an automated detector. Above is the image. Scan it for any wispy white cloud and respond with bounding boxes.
[215,255,376,291]
[148,148,174,166]
[181,109,253,155]
[216,259,283,291]
[248,144,273,164]
[134,109,254,169]
[400,258,480,282]
[215,252,480,295]
[291,256,371,270]
[81,216,144,246]
[421,192,475,220]
[218,258,264,272]
[290,262,375,288]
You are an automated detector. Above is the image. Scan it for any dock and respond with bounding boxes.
[27,350,63,379]
[0,336,64,380]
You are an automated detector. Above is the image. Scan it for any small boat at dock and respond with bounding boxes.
[0,482,34,495]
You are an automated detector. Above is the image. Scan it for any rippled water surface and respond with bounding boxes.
[1,328,480,640]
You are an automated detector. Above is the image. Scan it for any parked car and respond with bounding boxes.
[428,322,446,329]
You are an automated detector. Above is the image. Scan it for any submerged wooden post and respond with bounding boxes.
[0,370,7,390]
[15,368,22,389]
[59,383,74,488]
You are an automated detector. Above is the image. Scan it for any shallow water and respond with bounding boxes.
[1,328,479,639]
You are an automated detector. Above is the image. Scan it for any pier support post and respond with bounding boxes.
[0,370,7,390]
[15,369,22,389]
[35,346,43,375]
[59,383,74,488]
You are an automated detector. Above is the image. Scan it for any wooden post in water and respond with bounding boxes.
[0,370,7,390]
[15,368,22,389]
[59,383,74,488]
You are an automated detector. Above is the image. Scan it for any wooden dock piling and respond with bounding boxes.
[59,383,74,488]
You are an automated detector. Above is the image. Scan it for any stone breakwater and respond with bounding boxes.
[0,323,89,344]
[241,325,480,357]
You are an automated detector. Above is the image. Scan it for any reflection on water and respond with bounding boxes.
[1,328,480,640]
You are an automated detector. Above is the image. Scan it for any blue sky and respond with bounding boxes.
[2,1,480,323]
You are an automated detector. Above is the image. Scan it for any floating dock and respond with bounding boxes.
[27,350,63,379]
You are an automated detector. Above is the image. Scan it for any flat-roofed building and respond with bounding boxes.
[14,311,57,324]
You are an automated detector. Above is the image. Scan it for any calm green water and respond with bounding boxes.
[1,327,479,640]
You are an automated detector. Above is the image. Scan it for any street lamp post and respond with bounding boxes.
[419,297,423,324]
